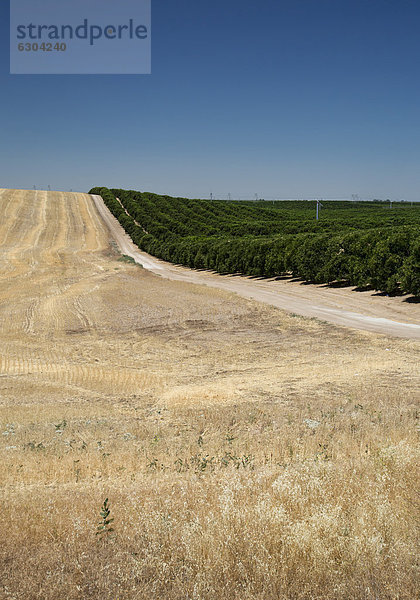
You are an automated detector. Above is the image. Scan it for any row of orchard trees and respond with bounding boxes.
[109,188,420,236]
[90,187,420,296]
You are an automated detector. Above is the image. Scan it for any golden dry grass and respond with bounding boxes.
[0,189,419,599]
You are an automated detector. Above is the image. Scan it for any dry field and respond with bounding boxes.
[0,189,419,599]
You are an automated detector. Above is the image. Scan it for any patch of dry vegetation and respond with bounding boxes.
[0,190,419,599]
[1,386,418,600]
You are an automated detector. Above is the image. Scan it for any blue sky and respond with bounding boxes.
[1,0,420,200]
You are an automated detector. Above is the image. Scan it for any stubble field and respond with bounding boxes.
[0,189,418,599]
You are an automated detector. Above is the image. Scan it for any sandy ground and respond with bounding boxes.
[0,187,418,410]
[91,194,420,339]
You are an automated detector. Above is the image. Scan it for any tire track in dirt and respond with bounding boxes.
[0,352,161,395]
[0,191,42,280]
[14,193,105,336]
[0,190,19,248]
[0,189,166,398]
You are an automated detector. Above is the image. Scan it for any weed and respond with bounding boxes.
[118,254,142,267]
[96,498,114,538]
[24,441,45,451]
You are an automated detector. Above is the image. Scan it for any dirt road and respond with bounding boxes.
[92,194,420,339]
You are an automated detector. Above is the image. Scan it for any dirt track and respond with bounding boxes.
[0,188,168,399]
[91,194,420,339]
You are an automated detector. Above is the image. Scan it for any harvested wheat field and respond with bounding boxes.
[0,188,419,600]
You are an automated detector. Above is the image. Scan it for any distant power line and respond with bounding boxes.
[195,194,420,203]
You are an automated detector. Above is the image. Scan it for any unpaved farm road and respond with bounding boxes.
[91,194,420,340]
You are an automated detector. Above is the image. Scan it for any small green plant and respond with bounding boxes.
[96,498,114,538]
[54,419,67,431]
[147,457,159,470]
[24,441,45,451]
[315,443,331,462]
[118,254,136,264]
[73,459,81,483]
[191,453,215,473]
[118,254,142,267]
[220,452,255,470]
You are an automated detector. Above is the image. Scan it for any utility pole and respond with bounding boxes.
[228,193,231,201]
[316,199,324,220]
[210,192,213,201]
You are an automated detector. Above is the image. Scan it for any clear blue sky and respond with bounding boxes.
[1,0,420,200]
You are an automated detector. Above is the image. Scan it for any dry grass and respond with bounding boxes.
[1,389,418,600]
[0,189,419,599]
